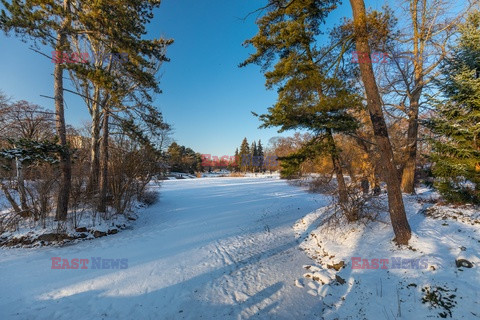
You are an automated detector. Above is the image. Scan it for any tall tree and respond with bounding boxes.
[251,140,257,172]
[1,0,76,220]
[242,0,361,221]
[234,148,239,172]
[68,0,172,211]
[377,0,476,194]
[428,10,480,204]
[257,140,264,171]
[349,0,411,244]
[239,138,250,172]
[1,0,172,215]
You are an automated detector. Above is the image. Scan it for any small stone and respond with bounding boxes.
[92,230,107,238]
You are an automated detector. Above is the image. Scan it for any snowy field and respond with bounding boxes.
[0,177,329,319]
[1,177,478,319]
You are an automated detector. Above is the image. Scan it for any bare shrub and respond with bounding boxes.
[302,175,387,224]
[229,172,245,177]
[138,189,159,206]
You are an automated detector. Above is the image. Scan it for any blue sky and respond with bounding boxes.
[0,0,383,155]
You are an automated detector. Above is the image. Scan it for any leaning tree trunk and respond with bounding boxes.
[349,0,411,245]
[54,0,72,221]
[98,106,109,213]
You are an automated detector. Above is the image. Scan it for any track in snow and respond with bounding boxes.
[0,177,329,319]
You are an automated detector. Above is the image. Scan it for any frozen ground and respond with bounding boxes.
[0,177,329,319]
[295,188,480,319]
[1,178,478,319]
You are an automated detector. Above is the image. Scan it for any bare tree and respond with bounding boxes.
[379,0,478,193]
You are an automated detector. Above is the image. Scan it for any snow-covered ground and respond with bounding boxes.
[0,177,328,319]
[294,188,480,319]
[0,178,478,319]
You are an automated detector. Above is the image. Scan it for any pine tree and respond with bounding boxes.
[257,140,264,171]
[234,148,239,172]
[239,138,250,172]
[428,11,480,204]
[1,0,172,215]
[241,0,361,221]
[251,141,257,172]
[1,0,76,220]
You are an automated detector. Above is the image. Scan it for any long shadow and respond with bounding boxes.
[11,239,321,319]
[1,178,331,319]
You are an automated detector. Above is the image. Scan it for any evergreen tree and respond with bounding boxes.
[1,0,77,219]
[251,141,257,172]
[1,0,172,215]
[241,0,361,221]
[239,138,250,172]
[257,140,264,171]
[428,11,480,204]
[234,148,239,172]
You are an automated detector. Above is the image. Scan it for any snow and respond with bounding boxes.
[295,188,480,319]
[0,179,479,319]
[0,177,328,319]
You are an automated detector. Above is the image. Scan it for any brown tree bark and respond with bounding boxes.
[98,106,109,213]
[400,95,420,194]
[54,0,72,221]
[87,94,101,196]
[0,182,27,218]
[349,0,411,245]
[326,129,356,221]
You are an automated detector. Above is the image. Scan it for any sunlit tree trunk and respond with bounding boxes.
[349,0,411,245]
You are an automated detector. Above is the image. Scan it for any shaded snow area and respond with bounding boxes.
[0,178,328,319]
[1,179,479,319]
[295,188,480,319]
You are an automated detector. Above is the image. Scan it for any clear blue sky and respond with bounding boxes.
[0,0,383,156]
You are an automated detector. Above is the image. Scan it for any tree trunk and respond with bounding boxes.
[0,182,26,218]
[54,0,72,221]
[349,0,411,245]
[88,97,101,196]
[98,106,109,213]
[400,97,420,194]
[15,157,29,217]
[326,129,356,221]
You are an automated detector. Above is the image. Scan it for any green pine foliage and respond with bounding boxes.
[428,11,480,204]
[241,0,360,177]
[0,138,67,171]
[239,138,250,172]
